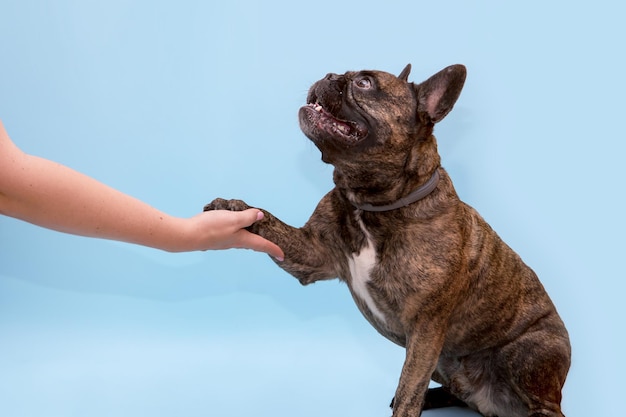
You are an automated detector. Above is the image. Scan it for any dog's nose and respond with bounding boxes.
[324,73,341,81]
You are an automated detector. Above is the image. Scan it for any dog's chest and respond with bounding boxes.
[346,217,387,325]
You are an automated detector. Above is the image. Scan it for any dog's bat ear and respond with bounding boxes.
[398,64,412,81]
[415,64,466,124]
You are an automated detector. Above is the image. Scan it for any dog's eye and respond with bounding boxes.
[354,77,373,90]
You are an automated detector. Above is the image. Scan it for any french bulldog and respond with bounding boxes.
[204,64,571,417]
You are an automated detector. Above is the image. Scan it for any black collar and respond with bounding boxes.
[352,170,440,212]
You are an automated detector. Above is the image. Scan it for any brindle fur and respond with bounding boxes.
[205,64,570,417]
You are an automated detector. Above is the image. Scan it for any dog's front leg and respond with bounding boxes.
[392,327,446,417]
[204,198,338,285]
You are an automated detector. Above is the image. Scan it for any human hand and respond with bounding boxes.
[178,208,284,260]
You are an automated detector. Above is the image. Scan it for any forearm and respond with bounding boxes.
[0,150,188,251]
[0,120,284,257]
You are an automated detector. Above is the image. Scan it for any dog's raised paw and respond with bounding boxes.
[203,198,252,212]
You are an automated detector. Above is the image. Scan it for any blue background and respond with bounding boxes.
[1,1,624,416]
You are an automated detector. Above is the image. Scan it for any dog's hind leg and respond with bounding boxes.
[483,319,570,417]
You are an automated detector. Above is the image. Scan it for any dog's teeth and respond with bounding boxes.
[332,123,350,134]
[314,104,322,112]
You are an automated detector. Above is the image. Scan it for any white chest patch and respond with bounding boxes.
[347,218,386,325]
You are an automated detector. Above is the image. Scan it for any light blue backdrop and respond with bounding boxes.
[1,1,623,416]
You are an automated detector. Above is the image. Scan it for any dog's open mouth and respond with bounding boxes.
[300,102,368,146]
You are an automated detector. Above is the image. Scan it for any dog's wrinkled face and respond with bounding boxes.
[298,64,467,166]
[298,69,414,163]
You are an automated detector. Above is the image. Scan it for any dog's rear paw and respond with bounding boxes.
[203,198,252,212]
[423,387,468,410]
[389,387,468,412]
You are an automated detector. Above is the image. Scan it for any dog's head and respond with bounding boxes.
[298,64,466,201]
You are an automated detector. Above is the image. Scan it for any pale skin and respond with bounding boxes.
[0,120,284,259]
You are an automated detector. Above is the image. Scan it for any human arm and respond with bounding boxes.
[0,120,284,258]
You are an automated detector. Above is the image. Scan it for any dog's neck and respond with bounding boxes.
[334,135,443,213]
[350,169,440,212]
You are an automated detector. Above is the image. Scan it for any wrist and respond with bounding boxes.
[131,214,191,253]
[158,215,200,253]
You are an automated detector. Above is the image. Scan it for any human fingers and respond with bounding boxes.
[226,209,284,260]
[234,229,284,260]
[231,208,266,228]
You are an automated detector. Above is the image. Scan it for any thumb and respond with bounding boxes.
[234,208,265,228]
[232,209,285,261]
